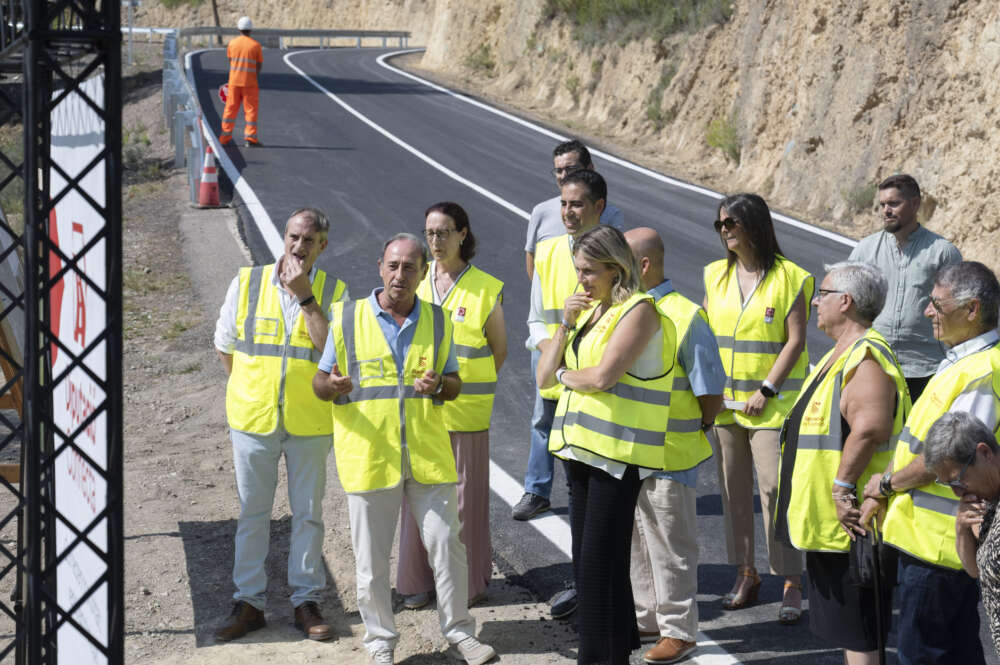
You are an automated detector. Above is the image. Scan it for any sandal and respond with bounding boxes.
[778,580,803,624]
[721,566,761,610]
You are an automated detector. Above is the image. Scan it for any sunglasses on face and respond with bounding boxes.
[936,452,976,491]
[714,218,739,233]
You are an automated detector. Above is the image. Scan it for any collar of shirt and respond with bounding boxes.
[881,224,927,253]
[941,329,1000,369]
[647,279,674,300]
[369,287,420,331]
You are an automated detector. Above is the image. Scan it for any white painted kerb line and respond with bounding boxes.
[377,48,857,249]
[281,48,743,664]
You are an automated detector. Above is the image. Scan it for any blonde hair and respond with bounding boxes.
[574,226,641,304]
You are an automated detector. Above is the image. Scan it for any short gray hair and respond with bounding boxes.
[823,261,887,324]
[935,261,1000,329]
[382,232,428,267]
[288,207,329,237]
[924,411,999,472]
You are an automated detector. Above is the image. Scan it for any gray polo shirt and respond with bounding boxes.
[524,195,625,254]
[848,225,962,378]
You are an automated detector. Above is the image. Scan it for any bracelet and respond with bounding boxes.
[561,318,575,331]
[299,294,316,307]
[556,368,567,385]
[832,478,856,490]
[433,377,445,395]
[760,381,777,399]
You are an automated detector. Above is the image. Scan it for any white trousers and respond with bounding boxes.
[630,476,699,642]
[347,452,475,653]
[230,424,331,609]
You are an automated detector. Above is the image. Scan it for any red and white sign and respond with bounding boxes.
[49,73,109,665]
[218,82,228,104]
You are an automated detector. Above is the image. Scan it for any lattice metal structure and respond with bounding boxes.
[0,1,123,663]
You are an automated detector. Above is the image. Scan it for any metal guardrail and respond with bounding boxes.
[162,26,413,204]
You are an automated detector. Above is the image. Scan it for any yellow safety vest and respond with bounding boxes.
[328,297,457,493]
[534,234,580,400]
[882,343,1000,569]
[550,293,677,469]
[779,330,909,552]
[226,264,346,436]
[703,256,814,429]
[417,264,503,432]
[655,291,716,472]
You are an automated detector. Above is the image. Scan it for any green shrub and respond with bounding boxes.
[842,182,877,214]
[644,64,677,130]
[565,75,581,106]
[464,44,496,75]
[547,0,733,44]
[706,112,740,162]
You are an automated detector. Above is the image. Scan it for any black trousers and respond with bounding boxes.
[567,459,642,665]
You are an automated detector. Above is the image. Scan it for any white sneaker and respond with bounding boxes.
[369,648,394,665]
[446,636,496,665]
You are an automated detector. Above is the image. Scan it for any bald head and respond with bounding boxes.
[625,227,665,290]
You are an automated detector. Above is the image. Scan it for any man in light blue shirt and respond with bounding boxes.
[627,228,725,665]
[848,174,961,400]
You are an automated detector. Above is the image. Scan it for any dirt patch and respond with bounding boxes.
[120,43,577,664]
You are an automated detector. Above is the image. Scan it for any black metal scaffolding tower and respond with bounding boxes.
[0,1,123,663]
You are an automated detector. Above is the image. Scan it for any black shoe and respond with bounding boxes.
[245,139,262,147]
[511,492,550,521]
[550,585,577,619]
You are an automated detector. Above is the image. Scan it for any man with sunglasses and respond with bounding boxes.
[861,261,1000,665]
[524,139,624,279]
[848,174,961,401]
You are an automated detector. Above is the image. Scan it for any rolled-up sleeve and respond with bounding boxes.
[526,271,549,350]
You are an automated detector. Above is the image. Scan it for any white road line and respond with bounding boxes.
[279,48,744,665]
[376,49,857,249]
[282,51,530,222]
[185,50,285,259]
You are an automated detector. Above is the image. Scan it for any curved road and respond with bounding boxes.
[188,46,995,664]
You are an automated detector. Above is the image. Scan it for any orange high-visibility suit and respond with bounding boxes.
[220,34,263,145]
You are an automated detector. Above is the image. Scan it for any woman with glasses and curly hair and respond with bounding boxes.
[702,193,813,623]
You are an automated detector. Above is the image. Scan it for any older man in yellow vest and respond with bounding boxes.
[313,233,495,665]
[862,261,1000,665]
[213,207,347,642]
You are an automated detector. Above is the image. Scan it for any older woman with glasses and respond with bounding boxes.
[924,411,1000,658]
[774,261,910,663]
[396,202,507,609]
[702,193,813,622]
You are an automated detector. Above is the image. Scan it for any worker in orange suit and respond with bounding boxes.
[220,16,263,147]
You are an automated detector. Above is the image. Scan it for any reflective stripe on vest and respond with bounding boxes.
[656,292,716,471]
[534,234,580,401]
[550,293,677,469]
[882,344,1000,569]
[417,264,503,431]
[330,297,456,493]
[226,265,345,436]
[779,330,909,552]
[704,256,814,428]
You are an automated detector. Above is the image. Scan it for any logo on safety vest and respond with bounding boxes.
[764,306,775,324]
[455,306,466,322]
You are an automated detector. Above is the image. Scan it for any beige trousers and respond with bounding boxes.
[630,476,699,642]
[713,424,801,575]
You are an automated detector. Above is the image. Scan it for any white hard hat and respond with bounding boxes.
[237,16,252,31]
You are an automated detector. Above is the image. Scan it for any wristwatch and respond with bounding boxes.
[700,421,713,432]
[433,377,445,395]
[878,471,894,497]
[760,383,777,399]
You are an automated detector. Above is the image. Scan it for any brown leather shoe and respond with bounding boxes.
[294,601,332,641]
[214,601,266,641]
[643,637,697,664]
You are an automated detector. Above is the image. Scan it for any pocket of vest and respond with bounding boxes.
[253,316,280,339]
[358,357,385,381]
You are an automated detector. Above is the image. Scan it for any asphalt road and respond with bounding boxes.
[188,46,996,664]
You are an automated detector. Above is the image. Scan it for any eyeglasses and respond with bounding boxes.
[714,218,740,233]
[551,164,584,177]
[424,229,455,240]
[936,452,976,491]
[929,296,967,314]
[814,289,845,299]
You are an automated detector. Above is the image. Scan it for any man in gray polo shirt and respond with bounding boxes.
[848,174,961,399]
[523,139,624,278]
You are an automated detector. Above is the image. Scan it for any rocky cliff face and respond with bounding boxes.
[143,0,1000,268]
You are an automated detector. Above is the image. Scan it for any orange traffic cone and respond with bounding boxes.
[197,145,221,207]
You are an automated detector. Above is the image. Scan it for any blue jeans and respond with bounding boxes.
[896,552,985,665]
[523,348,558,498]
[231,421,332,609]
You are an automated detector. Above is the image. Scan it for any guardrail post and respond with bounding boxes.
[173,112,187,168]
[356,36,361,48]
[382,36,386,47]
